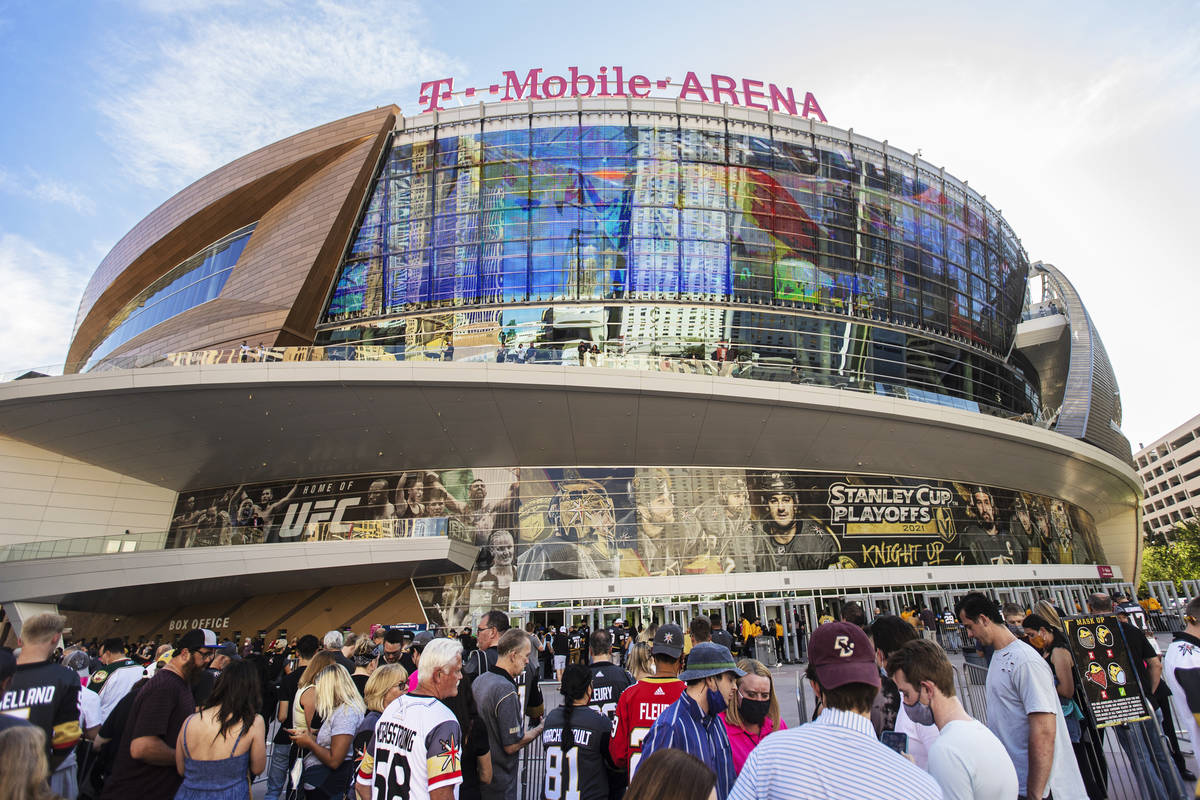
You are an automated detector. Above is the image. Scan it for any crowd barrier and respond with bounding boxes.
[955,658,1190,800]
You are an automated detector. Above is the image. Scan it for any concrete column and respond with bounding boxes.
[3,601,60,637]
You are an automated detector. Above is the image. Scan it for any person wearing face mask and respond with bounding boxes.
[638,642,743,799]
[718,658,787,774]
[867,614,939,768]
[1021,614,1085,745]
[886,639,1017,800]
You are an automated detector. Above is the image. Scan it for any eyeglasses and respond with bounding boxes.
[477,626,495,633]
[382,649,402,661]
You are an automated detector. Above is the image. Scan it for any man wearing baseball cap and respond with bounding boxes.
[610,622,687,781]
[728,622,940,800]
[639,641,743,799]
[100,628,217,800]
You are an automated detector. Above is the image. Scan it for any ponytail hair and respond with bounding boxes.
[559,663,591,751]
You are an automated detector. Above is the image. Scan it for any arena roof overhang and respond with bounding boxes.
[0,535,477,613]
[0,361,1142,575]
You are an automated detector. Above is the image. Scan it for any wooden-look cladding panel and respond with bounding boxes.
[69,106,398,368]
[98,131,388,364]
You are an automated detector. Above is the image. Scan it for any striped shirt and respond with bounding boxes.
[727,708,943,800]
[640,691,736,799]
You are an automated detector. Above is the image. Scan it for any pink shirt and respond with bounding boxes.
[719,711,788,773]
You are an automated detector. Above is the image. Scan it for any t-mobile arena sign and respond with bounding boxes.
[417,67,827,122]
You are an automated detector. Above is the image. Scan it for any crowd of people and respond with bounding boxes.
[1,589,1198,800]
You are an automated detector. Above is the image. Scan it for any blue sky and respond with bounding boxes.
[0,0,1197,448]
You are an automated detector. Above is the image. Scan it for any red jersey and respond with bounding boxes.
[609,676,685,778]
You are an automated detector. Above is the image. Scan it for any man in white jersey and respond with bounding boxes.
[360,637,464,800]
[1163,595,1200,780]
[887,638,1017,800]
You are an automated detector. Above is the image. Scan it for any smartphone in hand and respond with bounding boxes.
[880,731,908,755]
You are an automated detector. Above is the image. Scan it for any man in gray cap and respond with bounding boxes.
[638,641,743,799]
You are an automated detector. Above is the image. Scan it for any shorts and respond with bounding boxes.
[553,655,567,672]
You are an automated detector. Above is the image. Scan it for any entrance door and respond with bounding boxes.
[570,609,595,632]
[698,602,725,631]
[760,599,787,663]
[870,594,895,618]
[599,606,625,630]
[842,593,869,622]
[920,589,952,616]
[1012,586,1035,612]
[665,604,691,630]
[787,598,817,662]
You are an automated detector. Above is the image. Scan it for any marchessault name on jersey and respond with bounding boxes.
[543,727,596,746]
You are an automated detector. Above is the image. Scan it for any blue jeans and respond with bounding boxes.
[264,741,292,800]
[1113,720,1180,800]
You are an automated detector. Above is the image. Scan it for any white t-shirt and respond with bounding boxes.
[985,639,1087,799]
[893,702,940,769]
[928,718,1019,800]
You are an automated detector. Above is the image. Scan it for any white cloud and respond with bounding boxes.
[0,167,95,214]
[0,234,89,375]
[97,0,459,190]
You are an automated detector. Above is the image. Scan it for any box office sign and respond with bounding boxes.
[1063,614,1151,728]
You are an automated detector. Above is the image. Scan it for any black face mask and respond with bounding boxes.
[739,696,770,725]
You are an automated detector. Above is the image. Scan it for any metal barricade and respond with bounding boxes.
[952,661,1190,799]
[796,675,810,723]
[953,661,989,726]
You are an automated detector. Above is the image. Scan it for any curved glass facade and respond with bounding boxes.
[323,111,1028,356]
[315,304,1039,417]
[85,223,257,369]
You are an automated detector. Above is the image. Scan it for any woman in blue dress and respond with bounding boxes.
[174,659,267,799]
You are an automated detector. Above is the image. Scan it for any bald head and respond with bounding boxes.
[1087,593,1114,613]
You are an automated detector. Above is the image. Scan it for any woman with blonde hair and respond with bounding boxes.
[351,663,408,796]
[292,650,338,733]
[350,636,376,696]
[288,664,366,799]
[718,657,787,774]
[628,641,654,681]
[1034,599,1064,631]
[0,725,58,800]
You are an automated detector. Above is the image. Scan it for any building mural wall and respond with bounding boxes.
[169,466,1104,629]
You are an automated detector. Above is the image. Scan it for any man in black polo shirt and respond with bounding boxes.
[2,612,80,797]
[100,628,216,800]
[465,610,543,724]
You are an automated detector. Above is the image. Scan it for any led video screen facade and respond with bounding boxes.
[324,117,1027,355]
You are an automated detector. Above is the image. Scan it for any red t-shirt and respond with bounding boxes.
[609,676,685,778]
